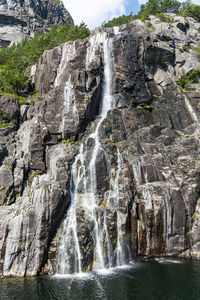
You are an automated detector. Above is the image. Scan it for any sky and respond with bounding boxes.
[63,0,200,29]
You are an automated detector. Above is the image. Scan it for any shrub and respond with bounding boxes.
[194,43,200,56]
[156,12,175,23]
[139,0,181,16]
[147,22,154,29]
[181,44,192,52]
[102,13,139,27]
[0,110,7,120]
[177,68,200,88]
[0,122,12,128]
[180,3,200,22]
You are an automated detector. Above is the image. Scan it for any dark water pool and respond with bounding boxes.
[1,258,200,300]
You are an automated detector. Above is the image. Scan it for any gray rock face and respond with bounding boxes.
[0,15,200,277]
[0,0,73,47]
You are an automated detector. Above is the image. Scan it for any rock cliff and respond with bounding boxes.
[0,0,73,47]
[0,14,200,277]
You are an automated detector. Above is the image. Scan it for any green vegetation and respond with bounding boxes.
[4,164,12,168]
[48,0,61,4]
[181,2,200,22]
[3,199,8,206]
[194,43,200,56]
[103,13,142,28]
[181,44,192,52]
[139,0,200,22]
[62,139,71,144]
[62,138,75,145]
[0,110,7,120]
[103,0,200,27]
[0,91,31,105]
[0,22,90,96]
[192,212,196,219]
[147,22,154,29]
[18,99,32,105]
[175,135,185,140]
[139,0,181,16]
[157,12,175,22]
[153,94,162,98]
[0,122,12,129]
[177,68,200,87]
[0,91,26,100]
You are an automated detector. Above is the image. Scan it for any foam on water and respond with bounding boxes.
[154,258,182,264]
[53,272,91,280]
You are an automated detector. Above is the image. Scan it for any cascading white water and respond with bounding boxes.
[115,149,126,266]
[184,95,199,124]
[56,30,126,274]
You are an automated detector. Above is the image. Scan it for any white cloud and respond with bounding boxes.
[63,0,127,29]
[137,0,148,4]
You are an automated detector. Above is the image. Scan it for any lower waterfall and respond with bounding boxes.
[56,32,128,274]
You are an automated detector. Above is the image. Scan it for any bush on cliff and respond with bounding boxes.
[177,68,200,87]
[0,22,90,95]
[139,0,181,16]
[102,13,141,28]
[180,2,200,22]
[139,0,200,22]
[194,43,200,56]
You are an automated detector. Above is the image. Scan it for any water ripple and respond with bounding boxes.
[0,260,200,300]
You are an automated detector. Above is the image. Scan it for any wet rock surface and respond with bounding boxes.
[0,16,200,276]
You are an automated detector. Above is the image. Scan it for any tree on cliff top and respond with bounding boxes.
[139,0,181,15]
[139,0,200,22]
[181,1,200,22]
[103,0,200,27]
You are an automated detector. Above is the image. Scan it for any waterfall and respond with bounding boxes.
[115,149,126,266]
[56,30,126,274]
[184,95,199,123]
